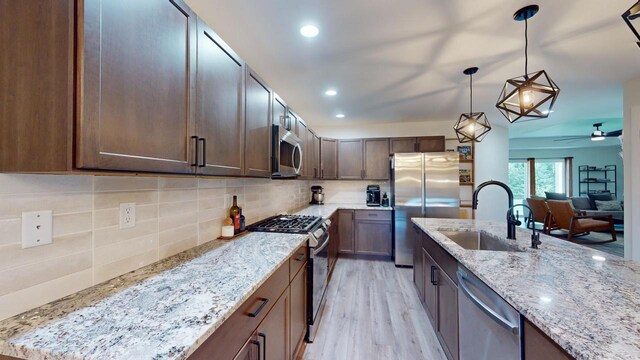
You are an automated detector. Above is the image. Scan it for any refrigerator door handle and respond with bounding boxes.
[421,154,426,217]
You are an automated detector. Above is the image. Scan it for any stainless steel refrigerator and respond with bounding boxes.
[391,152,460,266]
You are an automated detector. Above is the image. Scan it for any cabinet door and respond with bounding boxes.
[289,110,299,138]
[290,267,307,359]
[0,0,74,172]
[320,138,338,179]
[257,290,290,360]
[437,270,459,360]
[390,138,417,153]
[273,94,288,129]
[297,120,308,177]
[355,220,392,256]
[244,68,272,177]
[337,139,363,179]
[422,249,438,328]
[313,134,321,178]
[328,213,339,271]
[306,128,316,178]
[417,136,445,152]
[413,226,424,302]
[77,0,196,173]
[338,210,355,254]
[233,334,260,360]
[196,21,245,176]
[523,319,572,360]
[363,138,390,180]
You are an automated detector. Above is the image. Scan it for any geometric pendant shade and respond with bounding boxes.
[622,1,640,48]
[496,5,560,123]
[454,67,491,143]
[496,69,560,123]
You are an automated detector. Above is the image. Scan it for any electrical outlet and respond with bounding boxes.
[22,210,53,249]
[119,203,136,229]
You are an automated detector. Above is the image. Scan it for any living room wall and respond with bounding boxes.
[509,145,624,201]
[623,75,640,261]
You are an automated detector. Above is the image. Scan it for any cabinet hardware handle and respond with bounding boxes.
[295,253,306,261]
[248,298,269,317]
[191,136,199,167]
[252,339,262,360]
[198,138,206,167]
[258,332,267,360]
[430,266,438,285]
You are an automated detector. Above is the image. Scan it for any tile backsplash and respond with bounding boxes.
[311,180,390,204]
[0,174,310,320]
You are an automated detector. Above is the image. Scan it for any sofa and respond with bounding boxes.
[545,191,624,224]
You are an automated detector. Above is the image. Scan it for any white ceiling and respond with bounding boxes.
[185,0,640,138]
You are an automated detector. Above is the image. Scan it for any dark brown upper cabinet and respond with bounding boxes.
[297,119,308,177]
[76,0,197,173]
[289,109,300,139]
[417,136,446,152]
[313,133,321,179]
[320,138,338,179]
[390,137,418,153]
[273,94,288,129]
[363,138,390,180]
[305,126,316,178]
[244,67,272,178]
[0,0,75,172]
[337,139,364,179]
[196,19,245,176]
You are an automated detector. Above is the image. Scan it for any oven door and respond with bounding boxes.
[307,230,330,342]
[272,125,302,178]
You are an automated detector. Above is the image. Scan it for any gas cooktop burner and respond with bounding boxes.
[247,215,322,234]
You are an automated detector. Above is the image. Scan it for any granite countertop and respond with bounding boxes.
[0,232,308,360]
[294,203,392,219]
[412,218,640,360]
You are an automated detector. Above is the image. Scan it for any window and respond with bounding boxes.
[534,160,565,195]
[509,160,529,205]
[508,158,568,202]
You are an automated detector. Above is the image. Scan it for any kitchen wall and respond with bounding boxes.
[509,145,624,200]
[624,76,640,261]
[0,174,310,320]
[310,180,390,204]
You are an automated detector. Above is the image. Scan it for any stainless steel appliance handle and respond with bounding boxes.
[312,234,330,256]
[293,143,303,174]
[456,270,519,334]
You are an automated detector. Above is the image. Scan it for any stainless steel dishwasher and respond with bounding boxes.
[457,265,522,360]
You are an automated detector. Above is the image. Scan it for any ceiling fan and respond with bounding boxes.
[554,123,623,143]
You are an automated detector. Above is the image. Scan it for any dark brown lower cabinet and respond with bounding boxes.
[524,319,573,360]
[354,220,392,256]
[338,210,355,254]
[328,212,340,272]
[233,334,260,360]
[413,225,425,302]
[289,266,307,358]
[422,249,438,327]
[257,289,290,360]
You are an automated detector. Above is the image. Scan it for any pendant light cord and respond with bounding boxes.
[469,73,473,114]
[524,18,529,78]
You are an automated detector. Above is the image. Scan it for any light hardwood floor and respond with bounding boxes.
[303,257,447,360]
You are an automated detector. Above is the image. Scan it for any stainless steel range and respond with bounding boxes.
[247,214,331,343]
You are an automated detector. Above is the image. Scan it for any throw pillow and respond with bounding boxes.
[571,197,593,210]
[595,200,623,211]
[545,192,568,200]
[588,192,615,209]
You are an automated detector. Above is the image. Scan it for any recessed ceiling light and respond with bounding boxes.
[325,89,337,96]
[300,25,319,38]
[592,255,606,261]
[336,114,345,118]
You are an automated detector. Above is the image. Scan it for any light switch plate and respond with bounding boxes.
[119,203,136,229]
[22,210,53,249]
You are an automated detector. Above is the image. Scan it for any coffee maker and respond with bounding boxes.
[366,185,381,207]
[310,185,324,205]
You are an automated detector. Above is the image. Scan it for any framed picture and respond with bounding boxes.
[457,145,473,160]
[459,169,472,183]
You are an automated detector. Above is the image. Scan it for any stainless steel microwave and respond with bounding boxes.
[272,124,302,178]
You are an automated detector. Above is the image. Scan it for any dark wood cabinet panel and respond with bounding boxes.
[363,138,390,180]
[273,94,288,129]
[289,110,299,139]
[257,290,290,360]
[338,210,355,254]
[196,20,245,176]
[232,334,260,360]
[437,270,459,360]
[313,134,321,179]
[0,0,74,172]
[320,138,338,179]
[244,68,272,178]
[337,139,363,179]
[413,226,425,303]
[354,220,392,256]
[422,249,438,328]
[305,127,316,178]
[524,319,573,360]
[290,266,307,358]
[77,0,196,173]
[328,213,339,272]
[417,136,445,152]
[390,138,417,153]
[297,120,309,178]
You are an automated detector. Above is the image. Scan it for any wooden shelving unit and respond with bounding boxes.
[445,138,475,219]
[578,165,617,197]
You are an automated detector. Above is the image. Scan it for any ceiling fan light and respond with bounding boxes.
[592,136,606,141]
[622,1,640,48]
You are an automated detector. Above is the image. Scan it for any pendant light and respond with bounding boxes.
[496,5,560,123]
[454,67,491,143]
[622,1,640,48]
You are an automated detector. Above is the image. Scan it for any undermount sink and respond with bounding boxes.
[440,231,524,252]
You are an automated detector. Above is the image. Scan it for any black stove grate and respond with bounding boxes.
[247,215,322,234]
